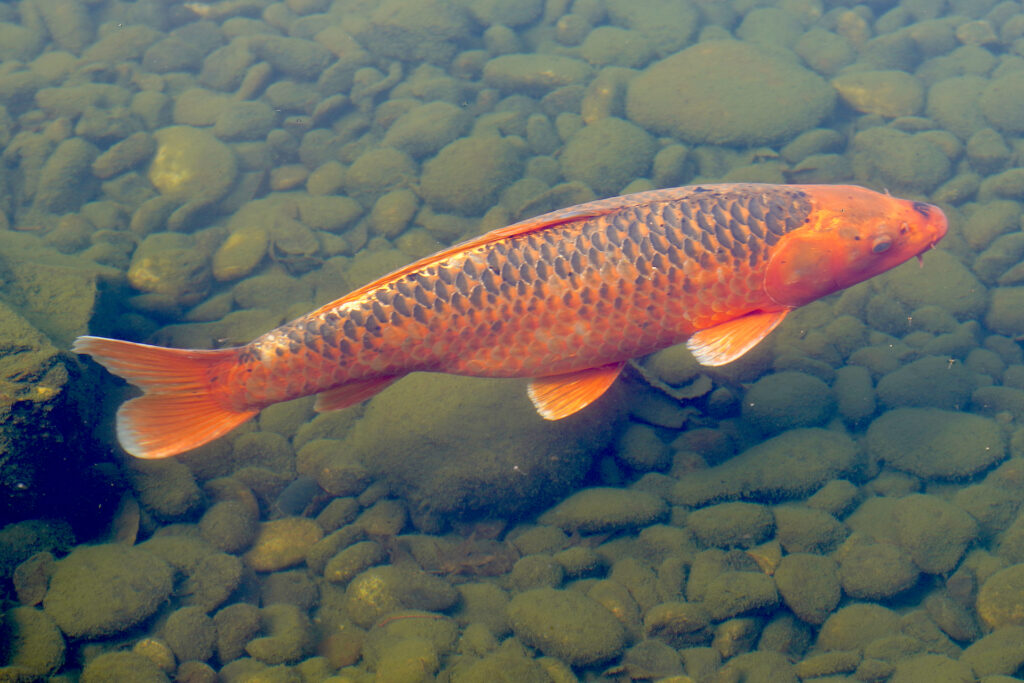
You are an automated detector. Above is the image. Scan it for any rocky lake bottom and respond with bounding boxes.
[3,0,1024,681]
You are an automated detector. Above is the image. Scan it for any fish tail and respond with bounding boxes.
[72,335,259,459]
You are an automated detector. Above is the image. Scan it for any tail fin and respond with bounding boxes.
[72,336,259,459]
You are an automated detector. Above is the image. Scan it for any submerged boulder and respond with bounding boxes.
[341,373,624,529]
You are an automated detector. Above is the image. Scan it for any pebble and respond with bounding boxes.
[539,487,667,533]
[838,541,919,599]
[702,571,779,621]
[43,544,173,638]
[0,606,65,676]
[671,428,857,506]
[482,53,592,95]
[831,70,924,117]
[976,564,1024,629]
[687,502,774,549]
[774,553,841,625]
[243,517,324,572]
[742,371,835,434]
[507,587,626,666]
[866,408,1006,480]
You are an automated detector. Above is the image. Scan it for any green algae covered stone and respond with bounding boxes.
[508,587,626,666]
[626,40,834,146]
[43,544,173,639]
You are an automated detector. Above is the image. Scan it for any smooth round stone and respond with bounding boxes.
[816,604,901,651]
[742,371,835,434]
[43,545,173,639]
[508,587,625,666]
[832,70,925,117]
[626,40,834,146]
[243,517,324,572]
[980,71,1024,134]
[838,542,919,599]
[866,407,1006,480]
[774,553,841,625]
[539,487,667,533]
[560,116,655,196]
[213,225,269,282]
[0,606,65,676]
[147,125,237,203]
[419,136,523,216]
[702,571,779,621]
[977,564,1024,629]
[483,53,593,95]
[687,502,773,549]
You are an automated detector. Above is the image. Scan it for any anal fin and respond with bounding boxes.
[528,362,624,420]
[314,376,399,412]
[686,310,789,366]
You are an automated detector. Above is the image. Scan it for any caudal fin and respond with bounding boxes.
[72,336,258,459]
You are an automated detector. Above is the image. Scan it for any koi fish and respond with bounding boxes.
[74,183,947,459]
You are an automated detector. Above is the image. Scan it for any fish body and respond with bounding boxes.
[74,183,947,459]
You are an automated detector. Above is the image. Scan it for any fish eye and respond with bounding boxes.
[871,236,892,254]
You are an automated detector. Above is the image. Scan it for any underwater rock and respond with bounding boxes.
[43,544,173,639]
[80,651,169,683]
[816,603,902,651]
[162,606,216,663]
[0,606,65,676]
[626,40,834,146]
[482,54,592,95]
[742,371,836,435]
[875,356,976,411]
[560,116,655,197]
[605,0,698,57]
[539,487,667,534]
[773,505,847,554]
[343,373,622,528]
[382,101,471,160]
[147,125,237,206]
[851,126,951,194]
[892,494,978,574]
[420,135,524,216]
[831,70,925,117]
[687,502,774,549]
[356,0,472,63]
[980,71,1024,135]
[866,408,1005,480]
[32,137,99,215]
[671,428,858,506]
[702,570,779,621]
[31,0,93,53]
[345,565,459,629]
[91,131,156,180]
[976,564,1024,630]
[837,540,919,599]
[507,587,626,666]
[774,553,841,625]
[0,234,115,524]
[128,458,203,521]
[959,625,1024,676]
[244,517,323,572]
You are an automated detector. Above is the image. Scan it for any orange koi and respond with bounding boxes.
[74,184,946,459]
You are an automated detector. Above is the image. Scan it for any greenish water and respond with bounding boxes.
[2,0,1024,680]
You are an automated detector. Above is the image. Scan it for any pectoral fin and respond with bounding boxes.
[528,362,624,420]
[686,310,790,366]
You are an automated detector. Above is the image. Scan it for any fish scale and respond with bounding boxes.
[232,184,813,407]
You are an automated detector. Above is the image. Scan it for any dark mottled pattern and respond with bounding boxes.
[237,184,813,404]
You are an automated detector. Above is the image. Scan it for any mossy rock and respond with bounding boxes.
[43,544,173,639]
[507,587,626,666]
[539,487,667,534]
[626,40,833,145]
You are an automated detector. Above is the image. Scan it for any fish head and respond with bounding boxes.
[764,185,947,308]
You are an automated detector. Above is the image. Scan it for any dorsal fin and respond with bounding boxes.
[307,206,613,318]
